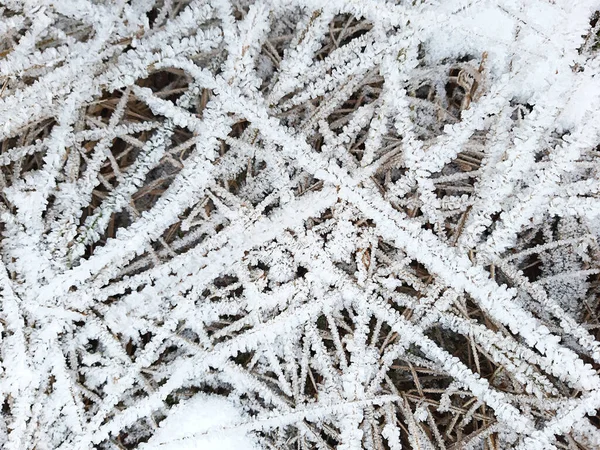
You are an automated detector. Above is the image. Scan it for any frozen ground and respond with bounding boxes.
[1,0,600,449]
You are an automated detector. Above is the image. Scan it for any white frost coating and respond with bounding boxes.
[1,0,600,449]
[142,394,260,450]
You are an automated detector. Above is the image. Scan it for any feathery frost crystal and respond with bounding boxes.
[1,0,600,449]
